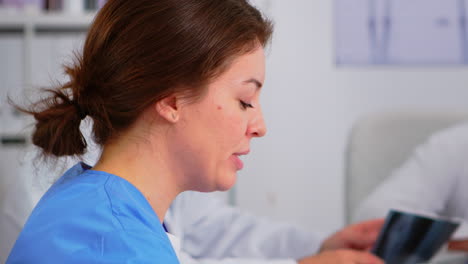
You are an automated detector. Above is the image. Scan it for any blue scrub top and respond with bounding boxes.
[7,163,179,264]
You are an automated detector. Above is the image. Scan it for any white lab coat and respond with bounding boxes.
[165,191,322,264]
[353,122,468,235]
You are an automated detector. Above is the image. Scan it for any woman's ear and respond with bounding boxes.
[155,95,180,123]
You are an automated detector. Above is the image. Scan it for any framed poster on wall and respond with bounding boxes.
[335,0,468,66]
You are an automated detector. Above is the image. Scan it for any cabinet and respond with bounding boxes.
[0,13,94,89]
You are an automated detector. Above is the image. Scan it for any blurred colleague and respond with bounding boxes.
[354,122,468,252]
[166,191,384,264]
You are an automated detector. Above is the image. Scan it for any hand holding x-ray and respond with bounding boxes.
[371,210,460,264]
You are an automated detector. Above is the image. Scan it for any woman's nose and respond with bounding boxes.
[247,108,266,138]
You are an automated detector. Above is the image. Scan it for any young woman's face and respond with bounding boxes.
[173,46,266,192]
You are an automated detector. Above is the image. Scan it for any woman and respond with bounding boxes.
[7,1,385,263]
[7,0,272,262]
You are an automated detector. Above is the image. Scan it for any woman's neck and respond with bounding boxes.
[92,135,179,223]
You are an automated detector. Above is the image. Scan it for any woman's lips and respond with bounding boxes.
[230,155,244,170]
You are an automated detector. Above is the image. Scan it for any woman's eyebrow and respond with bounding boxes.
[243,78,263,90]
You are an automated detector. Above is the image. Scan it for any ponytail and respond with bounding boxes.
[11,86,88,157]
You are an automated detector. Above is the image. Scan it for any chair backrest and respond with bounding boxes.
[345,110,468,224]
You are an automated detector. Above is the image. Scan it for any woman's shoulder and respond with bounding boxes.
[7,163,179,263]
[29,162,163,235]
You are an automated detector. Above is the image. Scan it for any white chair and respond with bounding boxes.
[344,110,468,224]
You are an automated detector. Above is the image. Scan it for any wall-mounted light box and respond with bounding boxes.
[335,0,468,66]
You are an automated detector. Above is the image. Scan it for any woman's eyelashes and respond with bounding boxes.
[239,100,254,110]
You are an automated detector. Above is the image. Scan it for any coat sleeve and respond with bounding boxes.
[353,123,468,222]
[165,191,324,264]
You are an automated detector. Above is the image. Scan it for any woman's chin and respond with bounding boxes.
[216,173,237,192]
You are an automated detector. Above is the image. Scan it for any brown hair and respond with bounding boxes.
[17,0,273,157]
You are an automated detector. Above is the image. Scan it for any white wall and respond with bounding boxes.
[235,0,468,237]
